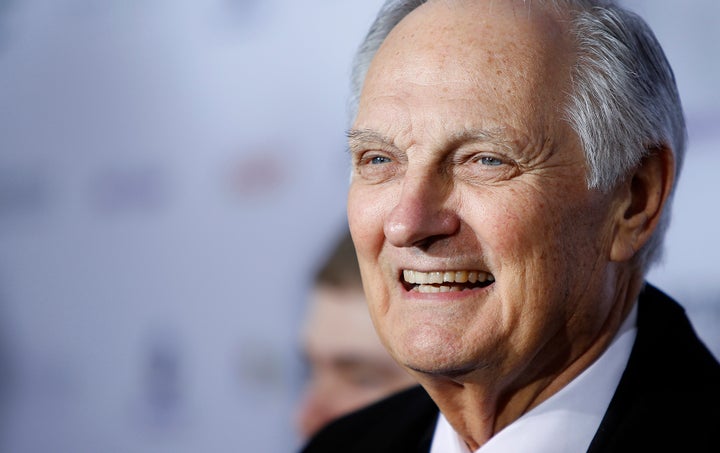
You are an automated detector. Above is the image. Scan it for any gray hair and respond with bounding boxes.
[348,0,686,273]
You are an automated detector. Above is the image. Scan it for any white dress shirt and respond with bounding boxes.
[430,305,638,453]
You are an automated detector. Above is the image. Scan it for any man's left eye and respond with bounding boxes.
[479,156,503,166]
[457,153,518,183]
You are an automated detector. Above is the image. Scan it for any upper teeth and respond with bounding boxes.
[403,270,494,285]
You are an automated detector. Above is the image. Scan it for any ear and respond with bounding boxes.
[610,145,675,262]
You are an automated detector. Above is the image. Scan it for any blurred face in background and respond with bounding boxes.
[296,285,416,439]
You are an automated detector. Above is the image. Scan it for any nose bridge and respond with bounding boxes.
[404,164,448,209]
[384,162,458,247]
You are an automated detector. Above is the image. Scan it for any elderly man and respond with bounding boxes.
[302,0,720,452]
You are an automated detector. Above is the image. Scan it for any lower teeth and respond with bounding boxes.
[416,285,463,293]
[414,281,492,293]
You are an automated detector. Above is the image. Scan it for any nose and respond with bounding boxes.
[384,169,460,248]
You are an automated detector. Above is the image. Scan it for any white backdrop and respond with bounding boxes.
[0,1,717,452]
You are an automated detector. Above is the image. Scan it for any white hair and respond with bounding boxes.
[348,0,686,273]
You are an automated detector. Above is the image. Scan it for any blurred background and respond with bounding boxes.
[0,0,717,452]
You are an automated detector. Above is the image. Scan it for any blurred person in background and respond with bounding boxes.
[296,230,416,439]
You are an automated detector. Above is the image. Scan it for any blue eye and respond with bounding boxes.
[479,156,503,166]
[370,156,391,165]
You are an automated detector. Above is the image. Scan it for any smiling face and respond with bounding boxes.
[347,0,627,384]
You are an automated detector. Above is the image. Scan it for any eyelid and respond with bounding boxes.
[355,144,405,165]
[458,149,508,165]
[451,149,521,183]
[352,147,404,183]
[355,149,392,166]
[474,154,504,166]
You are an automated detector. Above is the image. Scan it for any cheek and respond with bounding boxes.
[468,184,605,279]
[348,184,392,311]
[463,188,549,255]
[348,202,372,274]
[348,184,383,248]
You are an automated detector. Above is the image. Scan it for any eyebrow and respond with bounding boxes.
[346,127,513,152]
[346,129,394,153]
[446,128,514,151]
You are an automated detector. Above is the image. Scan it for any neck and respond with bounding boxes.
[414,275,643,451]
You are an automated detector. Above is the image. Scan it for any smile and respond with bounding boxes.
[402,269,495,293]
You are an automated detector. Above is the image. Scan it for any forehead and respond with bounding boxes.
[357,0,575,134]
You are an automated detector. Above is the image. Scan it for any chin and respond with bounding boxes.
[391,333,493,379]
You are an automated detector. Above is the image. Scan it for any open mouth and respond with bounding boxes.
[402,269,495,293]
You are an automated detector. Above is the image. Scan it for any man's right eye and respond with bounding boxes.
[354,152,399,183]
[370,155,391,165]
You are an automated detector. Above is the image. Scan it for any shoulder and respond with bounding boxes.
[589,283,720,452]
[633,283,720,384]
[300,385,438,453]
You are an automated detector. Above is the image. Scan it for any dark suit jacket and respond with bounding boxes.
[301,284,720,452]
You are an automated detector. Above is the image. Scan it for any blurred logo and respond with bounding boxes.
[224,149,287,199]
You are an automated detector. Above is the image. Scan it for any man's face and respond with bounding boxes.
[297,286,415,438]
[347,1,624,383]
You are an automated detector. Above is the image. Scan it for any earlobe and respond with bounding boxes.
[610,145,675,262]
